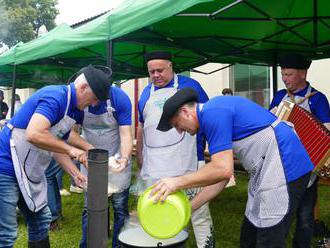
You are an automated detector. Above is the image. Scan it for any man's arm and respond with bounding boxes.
[136,123,144,170]
[151,149,234,202]
[26,113,87,165]
[52,152,87,188]
[67,125,94,151]
[109,125,133,173]
[118,125,133,164]
[190,180,229,211]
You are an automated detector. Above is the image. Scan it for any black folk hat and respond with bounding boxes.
[145,51,172,62]
[157,88,198,132]
[78,65,112,101]
[279,53,312,69]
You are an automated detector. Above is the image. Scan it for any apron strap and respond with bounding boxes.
[271,118,282,128]
[64,85,72,116]
[6,123,14,130]
[286,85,315,105]
[106,99,115,113]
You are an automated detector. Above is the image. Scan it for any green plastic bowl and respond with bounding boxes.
[137,187,191,239]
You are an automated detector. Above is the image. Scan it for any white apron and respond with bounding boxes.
[10,86,76,212]
[81,99,131,194]
[140,75,198,180]
[283,85,317,186]
[233,119,289,228]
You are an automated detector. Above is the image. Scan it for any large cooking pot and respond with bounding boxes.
[118,225,189,248]
[137,188,191,239]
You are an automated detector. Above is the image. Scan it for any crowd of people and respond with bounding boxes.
[0,52,329,248]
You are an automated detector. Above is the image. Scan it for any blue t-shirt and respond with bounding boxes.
[270,83,330,123]
[0,83,83,177]
[198,96,277,154]
[76,86,132,126]
[138,74,209,161]
[197,96,313,182]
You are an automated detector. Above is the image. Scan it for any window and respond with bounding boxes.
[229,64,270,108]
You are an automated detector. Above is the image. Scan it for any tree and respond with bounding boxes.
[0,0,59,48]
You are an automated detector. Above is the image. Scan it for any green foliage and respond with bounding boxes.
[0,0,58,47]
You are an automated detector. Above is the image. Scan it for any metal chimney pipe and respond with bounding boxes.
[87,148,109,248]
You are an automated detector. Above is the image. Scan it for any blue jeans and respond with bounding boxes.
[0,173,51,247]
[292,178,318,248]
[46,159,62,222]
[80,187,130,248]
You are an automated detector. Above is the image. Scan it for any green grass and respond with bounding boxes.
[14,168,330,247]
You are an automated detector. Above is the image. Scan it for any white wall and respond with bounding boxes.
[190,63,230,99]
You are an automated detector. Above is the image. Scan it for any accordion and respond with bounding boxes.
[275,101,330,180]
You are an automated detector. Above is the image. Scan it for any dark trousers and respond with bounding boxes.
[292,178,318,248]
[240,173,311,248]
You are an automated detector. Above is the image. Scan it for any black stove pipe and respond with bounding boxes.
[87,148,109,248]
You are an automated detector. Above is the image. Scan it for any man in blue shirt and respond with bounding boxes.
[0,65,111,247]
[153,88,313,248]
[136,51,216,248]
[77,85,133,248]
[270,54,330,248]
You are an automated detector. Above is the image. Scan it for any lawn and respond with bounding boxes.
[14,168,330,248]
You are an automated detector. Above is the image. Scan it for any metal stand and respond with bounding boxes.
[87,149,109,248]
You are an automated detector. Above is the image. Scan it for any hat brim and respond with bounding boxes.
[156,87,199,132]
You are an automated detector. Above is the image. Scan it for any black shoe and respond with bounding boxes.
[28,236,50,248]
[314,220,329,237]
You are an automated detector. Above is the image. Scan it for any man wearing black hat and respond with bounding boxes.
[270,54,330,248]
[136,51,216,247]
[152,87,314,248]
[0,89,8,120]
[76,82,133,248]
[0,65,111,247]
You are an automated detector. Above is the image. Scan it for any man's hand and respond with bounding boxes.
[109,157,128,173]
[150,177,180,203]
[68,147,88,166]
[73,171,87,190]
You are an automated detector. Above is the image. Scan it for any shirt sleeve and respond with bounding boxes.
[202,108,233,155]
[179,77,209,103]
[310,92,330,123]
[269,90,286,110]
[112,87,132,126]
[34,91,66,126]
[194,83,209,103]
[138,87,151,123]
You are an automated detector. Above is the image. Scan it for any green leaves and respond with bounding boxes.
[0,0,58,48]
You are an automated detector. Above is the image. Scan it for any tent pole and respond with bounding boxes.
[107,40,113,68]
[272,65,278,97]
[10,65,17,118]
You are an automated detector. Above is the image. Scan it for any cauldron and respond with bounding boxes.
[118,225,189,248]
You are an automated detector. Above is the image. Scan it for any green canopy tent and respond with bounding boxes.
[0,0,330,112]
[0,0,212,86]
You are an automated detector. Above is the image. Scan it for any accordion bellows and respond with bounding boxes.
[275,101,330,180]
